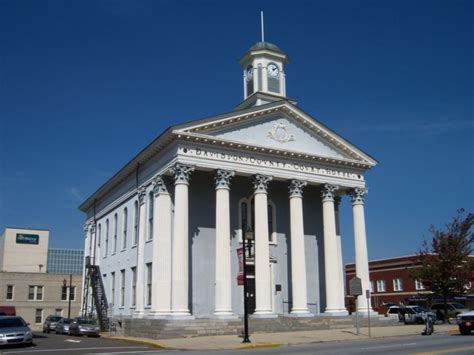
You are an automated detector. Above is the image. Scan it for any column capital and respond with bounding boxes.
[171,163,194,185]
[215,169,235,190]
[349,187,368,205]
[137,186,147,205]
[152,176,170,196]
[253,174,272,194]
[89,223,96,234]
[83,222,90,235]
[321,184,339,202]
[289,179,307,198]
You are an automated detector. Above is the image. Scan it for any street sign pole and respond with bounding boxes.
[242,231,250,343]
[355,296,359,335]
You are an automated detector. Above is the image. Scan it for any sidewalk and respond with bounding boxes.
[107,323,458,350]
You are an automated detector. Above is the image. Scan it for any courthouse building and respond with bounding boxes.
[80,40,378,320]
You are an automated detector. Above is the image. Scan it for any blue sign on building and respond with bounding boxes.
[16,233,39,245]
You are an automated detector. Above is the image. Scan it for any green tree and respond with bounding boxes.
[411,209,474,323]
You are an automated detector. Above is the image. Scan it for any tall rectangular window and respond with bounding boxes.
[131,267,137,307]
[62,286,76,301]
[393,278,403,291]
[111,272,115,306]
[415,279,425,290]
[133,201,139,246]
[98,223,101,247]
[120,269,125,307]
[105,219,109,257]
[376,280,386,292]
[122,208,128,250]
[148,193,154,241]
[28,285,43,300]
[146,263,152,306]
[6,285,14,300]
[35,309,43,324]
[113,213,118,253]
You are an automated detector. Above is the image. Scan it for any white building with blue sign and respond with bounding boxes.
[80,40,378,322]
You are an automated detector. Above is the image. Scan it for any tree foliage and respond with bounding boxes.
[411,209,474,313]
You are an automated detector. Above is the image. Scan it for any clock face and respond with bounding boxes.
[267,63,279,77]
[246,66,253,81]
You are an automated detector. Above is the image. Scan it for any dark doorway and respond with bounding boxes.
[246,276,256,314]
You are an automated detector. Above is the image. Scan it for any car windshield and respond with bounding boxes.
[411,306,424,313]
[452,303,466,309]
[0,318,26,328]
[77,319,97,325]
[62,319,72,324]
[49,316,62,322]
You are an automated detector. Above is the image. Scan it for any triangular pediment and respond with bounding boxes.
[173,102,377,167]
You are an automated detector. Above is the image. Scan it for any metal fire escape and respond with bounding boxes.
[83,256,109,331]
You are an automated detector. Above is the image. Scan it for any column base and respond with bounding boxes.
[323,309,349,317]
[169,311,195,320]
[133,310,146,318]
[148,311,172,319]
[251,312,278,319]
[213,311,238,320]
[287,311,314,318]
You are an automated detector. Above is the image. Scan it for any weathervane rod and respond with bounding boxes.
[260,11,265,42]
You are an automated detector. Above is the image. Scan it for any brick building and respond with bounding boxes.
[345,255,474,315]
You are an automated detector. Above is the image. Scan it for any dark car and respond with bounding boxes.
[457,310,474,335]
[69,318,100,337]
[0,316,33,347]
[431,303,469,322]
[42,315,63,333]
[55,318,72,335]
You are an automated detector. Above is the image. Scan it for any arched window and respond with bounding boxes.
[148,191,154,241]
[113,213,118,253]
[105,219,109,257]
[122,207,128,250]
[133,201,138,246]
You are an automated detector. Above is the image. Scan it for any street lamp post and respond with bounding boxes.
[63,274,72,319]
[242,228,252,343]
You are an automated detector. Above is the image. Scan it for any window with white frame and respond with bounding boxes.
[111,272,115,306]
[61,286,75,301]
[113,213,118,253]
[376,280,386,292]
[393,278,403,291]
[133,201,138,246]
[131,266,136,307]
[28,285,43,300]
[148,192,154,241]
[415,279,425,290]
[146,263,152,306]
[122,207,128,250]
[105,219,109,257]
[6,285,14,300]
[35,309,43,324]
[120,269,125,307]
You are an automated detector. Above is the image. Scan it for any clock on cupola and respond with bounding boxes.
[237,41,290,110]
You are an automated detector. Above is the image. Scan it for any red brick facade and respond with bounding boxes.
[345,255,474,315]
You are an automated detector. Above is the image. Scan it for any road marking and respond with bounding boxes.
[362,342,418,350]
[2,346,149,354]
[85,351,175,354]
[65,339,82,343]
[413,345,474,355]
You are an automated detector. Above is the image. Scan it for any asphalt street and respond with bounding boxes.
[0,331,472,354]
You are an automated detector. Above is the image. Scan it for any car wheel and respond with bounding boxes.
[460,326,472,335]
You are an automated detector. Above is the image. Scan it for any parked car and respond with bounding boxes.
[431,303,470,322]
[457,310,474,335]
[399,306,437,324]
[55,318,72,335]
[0,316,33,347]
[386,306,401,319]
[42,315,63,333]
[69,318,100,337]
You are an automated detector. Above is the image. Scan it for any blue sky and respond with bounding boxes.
[1,0,473,264]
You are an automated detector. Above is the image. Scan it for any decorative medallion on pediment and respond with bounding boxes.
[267,121,295,143]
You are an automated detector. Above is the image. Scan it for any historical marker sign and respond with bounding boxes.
[349,277,363,296]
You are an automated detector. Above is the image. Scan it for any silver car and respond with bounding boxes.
[0,316,33,347]
[55,318,72,335]
[69,318,100,337]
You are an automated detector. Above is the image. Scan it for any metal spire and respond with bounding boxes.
[260,11,265,42]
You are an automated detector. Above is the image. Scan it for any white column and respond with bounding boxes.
[150,176,172,317]
[322,184,347,315]
[350,187,374,314]
[214,169,235,317]
[289,180,310,315]
[134,186,147,317]
[253,174,274,316]
[335,197,348,315]
[171,163,194,317]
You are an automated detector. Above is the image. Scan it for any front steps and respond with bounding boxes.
[121,315,399,339]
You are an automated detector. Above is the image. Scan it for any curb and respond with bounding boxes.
[239,343,281,350]
[104,336,169,349]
